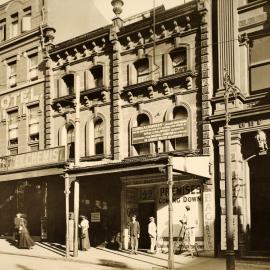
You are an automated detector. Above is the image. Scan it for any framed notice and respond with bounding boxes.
[91,212,101,223]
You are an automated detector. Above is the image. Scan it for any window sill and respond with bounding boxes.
[159,70,196,83]
[123,80,155,93]
[80,154,112,162]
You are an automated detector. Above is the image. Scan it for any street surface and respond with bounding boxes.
[1,239,270,270]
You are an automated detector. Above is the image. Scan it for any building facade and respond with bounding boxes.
[212,0,270,256]
[0,0,107,242]
[47,0,215,254]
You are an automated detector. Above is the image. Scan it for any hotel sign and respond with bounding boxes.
[0,146,66,171]
[132,119,187,144]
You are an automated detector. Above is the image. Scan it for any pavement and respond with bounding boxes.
[0,238,270,269]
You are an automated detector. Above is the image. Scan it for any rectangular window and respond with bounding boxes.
[22,7,31,32]
[8,61,17,87]
[28,105,39,146]
[8,110,18,154]
[29,53,38,80]
[11,13,19,38]
[0,19,6,42]
[250,35,270,93]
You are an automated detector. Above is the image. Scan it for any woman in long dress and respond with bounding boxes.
[18,215,35,249]
[78,215,90,251]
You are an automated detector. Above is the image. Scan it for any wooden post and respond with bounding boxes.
[167,156,174,269]
[73,179,79,257]
[64,173,70,258]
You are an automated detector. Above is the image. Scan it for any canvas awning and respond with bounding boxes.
[172,156,211,179]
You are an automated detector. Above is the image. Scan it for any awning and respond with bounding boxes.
[172,156,211,179]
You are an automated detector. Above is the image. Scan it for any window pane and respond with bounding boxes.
[250,63,270,92]
[30,54,38,67]
[250,36,270,64]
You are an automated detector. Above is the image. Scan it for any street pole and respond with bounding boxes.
[167,156,174,270]
[64,173,70,259]
[223,69,237,270]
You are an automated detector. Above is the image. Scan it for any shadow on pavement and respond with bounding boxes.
[98,259,128,268]
[15,264,35,270]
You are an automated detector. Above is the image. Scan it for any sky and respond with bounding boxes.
[93,0,188,23]
[0,0,188,23]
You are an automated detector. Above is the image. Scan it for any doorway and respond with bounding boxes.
[138,202,155,250]
[249,155,270,251]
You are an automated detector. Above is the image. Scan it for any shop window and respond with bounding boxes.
[10,13,19,38]
[8,110,18,154]
[170,48,187,74]
[28,105,39,149]
[67,125,75,159]
[134,114,150,155]
[134,58,150,83]
[28,53,38,81]
[22,7,31,32]
[170,106,188,151]
[0,19,6,42]
[249,35,270,93]
[8,61,17,87]
[90,65,103,88]
[94,118,104,155]
[61,74,74,96]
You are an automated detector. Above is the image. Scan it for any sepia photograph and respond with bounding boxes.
[0,0,269,269]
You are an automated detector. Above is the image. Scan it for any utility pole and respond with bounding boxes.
[223,69,239,270]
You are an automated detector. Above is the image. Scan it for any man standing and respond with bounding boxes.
[148,216,157,254]
[180,205,197,256]
[128,215,140,254]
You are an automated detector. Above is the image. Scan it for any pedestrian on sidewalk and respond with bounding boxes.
[14,213,22,245]
[18,214,35,249]
[78,215,90,251]
[148,216,157,254]
[180,205,197,256]
[128,215,140,255]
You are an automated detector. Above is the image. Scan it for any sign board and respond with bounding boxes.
[203,191,215,251]
[221,215,238,250]
[132,119,187,144]
[0,146,66,171]
[91,212,101,223]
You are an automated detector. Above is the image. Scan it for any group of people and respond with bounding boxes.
[128,205,197,255]
[128,215,157,254]
[14,213,35,249]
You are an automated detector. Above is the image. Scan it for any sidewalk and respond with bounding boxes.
[1,238,270,269]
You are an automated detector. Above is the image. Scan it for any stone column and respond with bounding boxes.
[217,0,240,89]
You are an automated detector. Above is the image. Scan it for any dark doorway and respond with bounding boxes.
[23,183,42,237]
[138,202,155,250]
[250,155,270,251]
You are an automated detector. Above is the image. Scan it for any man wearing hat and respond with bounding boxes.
[148,216,157,254]
[128,215,140,254]
[180,205,197,256]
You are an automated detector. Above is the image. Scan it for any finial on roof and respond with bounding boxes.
[111,0,124,17]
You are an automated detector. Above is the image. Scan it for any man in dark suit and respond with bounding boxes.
[128,215,140,254]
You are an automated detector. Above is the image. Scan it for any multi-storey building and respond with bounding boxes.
[46,0,215,254]
[212,0,270,257]
[0,0,107,242]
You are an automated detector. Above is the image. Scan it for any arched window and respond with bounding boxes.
[67,125,75,159]
[134,58,150,83]
[170,48,187,74]
[134,113,151,155]
[170,106,188,151]
[62,74,74,96]
[94,118,104,155]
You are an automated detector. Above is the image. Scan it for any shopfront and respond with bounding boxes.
[0,147,66,241]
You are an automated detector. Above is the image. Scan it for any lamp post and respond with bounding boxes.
[223,69,239,270]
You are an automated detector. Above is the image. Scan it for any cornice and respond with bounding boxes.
[209,105,270,124]
[238,0,269,14]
